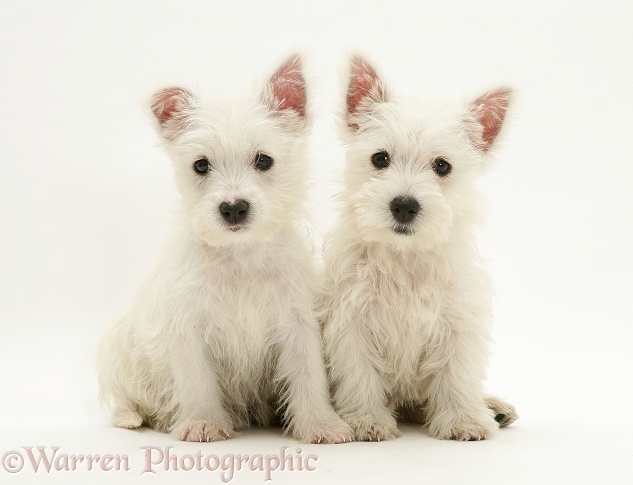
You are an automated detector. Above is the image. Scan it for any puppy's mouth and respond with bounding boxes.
[393,224,414,236]
[226,225,249,233]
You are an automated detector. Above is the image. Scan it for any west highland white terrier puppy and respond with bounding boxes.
[97,55,353,444]
[321,56,518,441]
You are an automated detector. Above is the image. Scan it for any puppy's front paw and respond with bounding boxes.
[347,416,401,442]
[429,411,497,441]
[300,418,354,444]
[173,420,234,442]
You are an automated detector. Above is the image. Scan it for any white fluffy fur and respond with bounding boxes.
[322,56,517,441]
[97,55,352,444]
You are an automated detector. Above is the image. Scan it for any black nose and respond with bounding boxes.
[390,197,420,223]
[219,199,250,224]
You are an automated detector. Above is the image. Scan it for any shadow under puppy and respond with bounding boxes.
[322,56,518,442]
[97,55,352,444]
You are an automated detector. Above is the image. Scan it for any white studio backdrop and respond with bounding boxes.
[0,1,632,484]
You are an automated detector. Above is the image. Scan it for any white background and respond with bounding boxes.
[1,1,632,483]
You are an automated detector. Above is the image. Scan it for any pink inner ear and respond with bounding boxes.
[471,88,511,151]
[347,57,384,117]
[269,55,306,118]
[151,87,192,125]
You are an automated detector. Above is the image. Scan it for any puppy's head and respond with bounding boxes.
[150,55,309,247]
[340,56,511,252]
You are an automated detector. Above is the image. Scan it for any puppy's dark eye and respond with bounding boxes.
[371,151,390,169]
[194,158,210,175]
[254,153,273,171]
[433,157,451,176]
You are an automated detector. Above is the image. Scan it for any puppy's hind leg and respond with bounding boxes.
[99,374,144,429]
[485,395,518,428]
[397,398,517,429]
[97,321,145,430]
[112,404,143,429]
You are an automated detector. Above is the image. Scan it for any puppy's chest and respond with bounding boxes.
[368,266,444,331]
[363,264,447,372]
[199,265,295,365]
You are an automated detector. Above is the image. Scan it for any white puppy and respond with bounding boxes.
[322,56,517,441]
[97,55,352,444]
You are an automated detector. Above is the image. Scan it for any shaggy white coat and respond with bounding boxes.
[97,55,353,444]
[322,56,517,441]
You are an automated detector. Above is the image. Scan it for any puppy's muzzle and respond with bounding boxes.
[219,199,250,225]
[390,197,420,224]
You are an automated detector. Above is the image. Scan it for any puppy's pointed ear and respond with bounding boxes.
[467,87,512,152]
[264,54,307,128]
[346,56,388,131]
[150,87,196,140]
